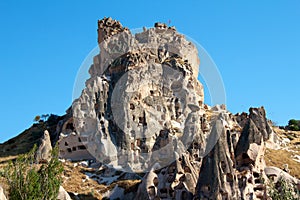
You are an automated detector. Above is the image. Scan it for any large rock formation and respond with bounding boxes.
[56,18,299,199]
[72,17,206,172]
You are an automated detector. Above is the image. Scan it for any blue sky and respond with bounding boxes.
[0,1,299,143]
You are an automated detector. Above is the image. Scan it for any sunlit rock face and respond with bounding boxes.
[66,18,288,199]
[72,17,207,173]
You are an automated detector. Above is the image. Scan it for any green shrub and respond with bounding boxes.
[0,144,63,200]
[288,119,300,131]
[268,176,299,200]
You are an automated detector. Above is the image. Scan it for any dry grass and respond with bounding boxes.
[266,127,300,179]
[0,155,17,166]
[0,157,141,200]
[62,161,106,199]
[108,179,141,194]
[265,148,300,179]
[62,161,141,199]
[0,155,17,197]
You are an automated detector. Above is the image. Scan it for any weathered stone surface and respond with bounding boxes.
[265,166,300,185]
[0,186,7,200]
[72,17,205,172]
[36,130,52,163]
[57,186,71,200]
[57,18,299,199]
[195,119,239,200]
[58,131,94,161]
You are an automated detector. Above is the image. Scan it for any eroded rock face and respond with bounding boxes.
[196,119,239,200]
[59,18,294,199]
[72,18,206,172]
[36,130,52,163]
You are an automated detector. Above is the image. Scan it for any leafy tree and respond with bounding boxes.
[0,144,63,200]
[33,115,41,122]
[288,119,300,131]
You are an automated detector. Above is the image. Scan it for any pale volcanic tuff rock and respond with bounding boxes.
[72,17,205,172]
[0,186,7,200]
[35,130,52,163]
[59,18,299,199]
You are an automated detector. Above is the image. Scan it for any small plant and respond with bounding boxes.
[0,144,63,200]
[288,119,300,131]
[267,176,299,200]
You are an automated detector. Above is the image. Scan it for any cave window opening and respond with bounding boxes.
[153,177,159,187]
[130,103,135,110]
[66,123,74,131]
[136,138,141,146]
[226,173,234,182]
[78,145,87,150]
[253,172,260,178]
[157,105,161,111]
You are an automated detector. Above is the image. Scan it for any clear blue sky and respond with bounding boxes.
[0,1,299,143]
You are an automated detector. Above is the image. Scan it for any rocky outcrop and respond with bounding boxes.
[36,130,52,163]
[195,119,239,200]
[72,18,205,173]
[59,18,298,199]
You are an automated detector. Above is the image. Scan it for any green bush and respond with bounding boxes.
[288,119,300,131]
[0,144,63,200]
[268,177,299,200]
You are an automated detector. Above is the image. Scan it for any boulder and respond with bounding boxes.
[57,186,71,200]
[265,166,299,184]
[55,18,298,199]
